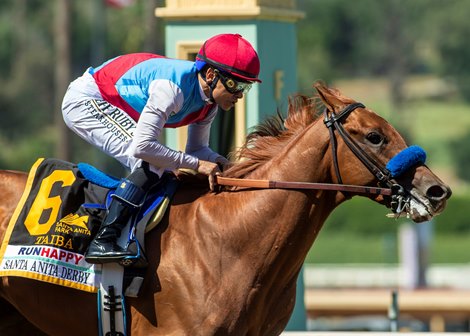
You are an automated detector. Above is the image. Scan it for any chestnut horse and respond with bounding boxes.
[0,83,451,335]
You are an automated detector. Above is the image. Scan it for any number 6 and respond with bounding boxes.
[24,170,76,236]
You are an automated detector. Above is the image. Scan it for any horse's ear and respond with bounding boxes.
[313,82,348,112]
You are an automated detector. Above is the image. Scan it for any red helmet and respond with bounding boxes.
[196,34,261,83]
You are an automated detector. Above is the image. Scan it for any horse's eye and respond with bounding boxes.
[366,132,383,145]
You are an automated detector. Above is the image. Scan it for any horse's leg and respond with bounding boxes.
[0,297,47,336]
[0,276,98,336]
[0,171,45,335]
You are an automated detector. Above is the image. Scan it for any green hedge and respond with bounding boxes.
[323,193,468,235]
[433,193,470,233]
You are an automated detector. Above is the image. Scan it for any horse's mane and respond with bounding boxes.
[225,93,324,178]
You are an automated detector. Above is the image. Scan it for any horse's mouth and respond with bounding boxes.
[407,198,435,223]
[394,188,449,223]
[407,188,449,223]
[383,187,449,223]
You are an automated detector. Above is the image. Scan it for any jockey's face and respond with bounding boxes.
[213,79,244,111]
[202,68,244,111]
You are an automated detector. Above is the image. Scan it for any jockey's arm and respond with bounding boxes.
[186,107,230,168]
[130,80,199,175]
[130,80,228,177]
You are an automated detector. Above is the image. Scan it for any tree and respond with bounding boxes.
[0,0,164,172]
[450,130,470,183]
[54,0,72,161]
[427,0,470,101]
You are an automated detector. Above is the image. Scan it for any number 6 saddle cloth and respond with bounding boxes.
[0,157,177,293]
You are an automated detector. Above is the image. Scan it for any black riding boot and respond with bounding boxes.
[85,179,146,264]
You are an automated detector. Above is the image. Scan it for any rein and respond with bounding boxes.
[216,102,396,197]
[216,176,392,196]
[216,101,422,216]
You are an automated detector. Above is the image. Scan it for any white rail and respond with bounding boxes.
[304,264,470,289]
[282,333,469,336]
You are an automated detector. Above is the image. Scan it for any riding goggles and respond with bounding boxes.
[215,69,253,94]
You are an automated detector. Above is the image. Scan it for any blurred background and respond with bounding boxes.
[0,0,469,332]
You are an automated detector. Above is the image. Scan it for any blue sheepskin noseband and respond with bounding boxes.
[386,145,427,178]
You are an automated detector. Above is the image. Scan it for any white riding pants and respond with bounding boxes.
[62,70,142,171]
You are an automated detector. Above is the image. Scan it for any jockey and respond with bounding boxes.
[61,33,261,264]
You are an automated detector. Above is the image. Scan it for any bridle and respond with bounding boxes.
[216,103,411,215]
[322,103,409,214]
[324,103,392,186]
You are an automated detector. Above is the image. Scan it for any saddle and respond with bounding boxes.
[77,161,178,268]
[0,158,180,335]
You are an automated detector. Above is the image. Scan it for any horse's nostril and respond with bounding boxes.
[426,185,451,201]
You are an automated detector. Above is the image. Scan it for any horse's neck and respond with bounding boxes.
[223,123,341,274]
[154,126,345,328]
[251,122,333,183]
